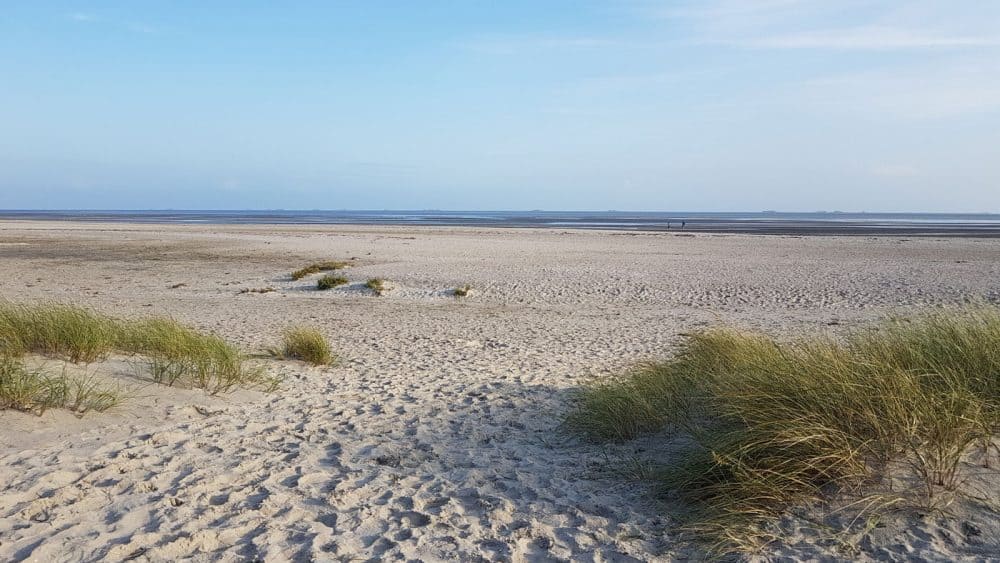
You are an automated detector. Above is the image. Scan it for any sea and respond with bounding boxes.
[2,210,1000,236]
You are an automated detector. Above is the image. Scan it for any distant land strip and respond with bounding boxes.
[2,210,1000,237]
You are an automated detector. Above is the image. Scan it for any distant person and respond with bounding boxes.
[681,221,686,229]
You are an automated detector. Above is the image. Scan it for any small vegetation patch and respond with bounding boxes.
[365,278,386,296]
[453,284,472,297]
[0,356,123,415]
[0,302,118,363]
[567,306,1000,554]
[317,275,348,290]
[0,302,277,394]
[123,317,275,393]
[238,287,276,295]
[291,261,350,281]
[270,327,333,366]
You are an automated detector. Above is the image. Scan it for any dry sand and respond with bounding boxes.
[1,221,998,561]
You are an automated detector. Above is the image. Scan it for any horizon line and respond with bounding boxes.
[1,209,999,216]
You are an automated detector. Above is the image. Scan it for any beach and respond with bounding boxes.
[1,221,998,561]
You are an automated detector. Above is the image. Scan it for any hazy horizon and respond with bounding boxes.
[2,1,999,212]
[3,208,999,216]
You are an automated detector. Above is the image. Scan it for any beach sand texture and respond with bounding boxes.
[1,221,999,561]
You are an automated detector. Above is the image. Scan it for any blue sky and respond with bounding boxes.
[1,1,998,211]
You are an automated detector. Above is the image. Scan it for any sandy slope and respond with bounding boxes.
[0,221,998,561]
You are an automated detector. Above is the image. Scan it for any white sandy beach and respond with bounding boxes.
[1,221,999,561]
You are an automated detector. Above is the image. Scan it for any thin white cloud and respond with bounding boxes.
[66,12,100,23]
[799,59,1000,119]
[655,0,819,20]
[64,12,158,34]
[466,2,1000,57]
[462,35,621,55]
[726,26,1000,50]
[658,0,1000,51]
[125,22,158,35]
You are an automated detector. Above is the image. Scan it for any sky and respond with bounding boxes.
[1,1,998,212]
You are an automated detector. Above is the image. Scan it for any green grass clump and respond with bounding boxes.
[291,261,350,280]
[567,306,1000,554]
[566,360,682,441]
[271,327,334,366]
[0,356,123,415]
[365,278,386,296]
[0,302,276,394]
[122,318,271,393]
[453,285,472,297]
[0,302,118,363]
[317,275,348,290]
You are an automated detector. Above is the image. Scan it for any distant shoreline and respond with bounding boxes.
[2,210,1000,237]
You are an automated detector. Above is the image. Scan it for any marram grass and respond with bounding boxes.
[122,317,276,393]
[0,356,123,415]
[365,278,386,296]
[567,306,1000,554]
[317,275,348,290]
[0,302,277,394]
[291,261,350,281]
[271,327,334,366]
[0,302,119,363]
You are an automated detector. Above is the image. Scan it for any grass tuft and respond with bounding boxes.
[122,317,271,393]
[317,275,348,290]
[238,287,276,295]
[291,261,350,280]
[0,302,277,394]
[0,302,119,363]
[0,356,123,415]
[271,327,334,366]
[567,306,1000,554]
[365,278,386,296]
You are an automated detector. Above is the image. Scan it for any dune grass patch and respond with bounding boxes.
[0,356,123,415]
[291,261,350,281]
[122,317,275,393]
[0,302,119,363]
[365,278,386,296]
[317,275,348,290]
[270,327,333,366]
[567,306,1000,554]
[238,286,276,295]
[0,302,276,394]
